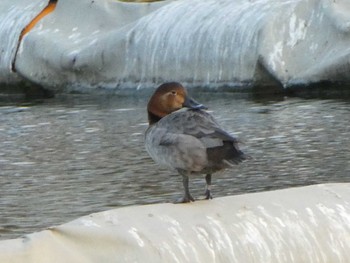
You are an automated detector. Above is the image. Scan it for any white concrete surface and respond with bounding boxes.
[1,0,350,91]
[1,183,350,262]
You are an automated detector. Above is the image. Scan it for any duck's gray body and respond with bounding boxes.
[145,109,246,176]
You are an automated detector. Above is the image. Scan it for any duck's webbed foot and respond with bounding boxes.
[204,174,213,200]
[204,189,213,200]
[174,173,195,203]
[175,193,195,203]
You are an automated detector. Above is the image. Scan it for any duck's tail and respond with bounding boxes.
[224,149,251,166]
[207,141,250,169]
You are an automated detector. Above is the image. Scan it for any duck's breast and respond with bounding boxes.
[145,112,209,173]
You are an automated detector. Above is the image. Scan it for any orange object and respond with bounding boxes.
[20,1,57,40]
[12,1,57,72]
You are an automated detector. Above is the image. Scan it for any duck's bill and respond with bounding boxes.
[183,97,208,110]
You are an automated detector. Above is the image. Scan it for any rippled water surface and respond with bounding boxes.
[1,92,349,240]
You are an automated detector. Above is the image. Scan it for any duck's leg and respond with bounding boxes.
[175,174,195,203]
[204,174,213,200]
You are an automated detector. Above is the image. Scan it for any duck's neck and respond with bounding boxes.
[148,111,162,125]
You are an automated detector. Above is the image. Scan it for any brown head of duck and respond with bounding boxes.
[147,82,207,125]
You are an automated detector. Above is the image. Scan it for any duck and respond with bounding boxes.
[145,82,247,203]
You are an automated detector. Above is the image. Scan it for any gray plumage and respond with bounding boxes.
[145,109,246,176]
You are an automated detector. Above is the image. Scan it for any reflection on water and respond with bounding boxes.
[0,92,349,240]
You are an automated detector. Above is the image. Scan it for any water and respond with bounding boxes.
[0,91,349,240]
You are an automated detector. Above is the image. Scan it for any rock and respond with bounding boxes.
[1,183,350,262]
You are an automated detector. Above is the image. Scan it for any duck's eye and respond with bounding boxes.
[171,91,177,95]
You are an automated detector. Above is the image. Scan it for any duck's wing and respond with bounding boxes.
[157,109,247,168]
[158,109,239,144]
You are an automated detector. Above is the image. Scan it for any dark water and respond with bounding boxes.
[0,92,349,240]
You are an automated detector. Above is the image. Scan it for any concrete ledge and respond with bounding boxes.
[2,0,350,92]
[1,183,350,262]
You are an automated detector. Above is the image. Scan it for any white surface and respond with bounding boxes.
[2,0,350,90]
[0,0,47,84]
[1,184,350,262]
